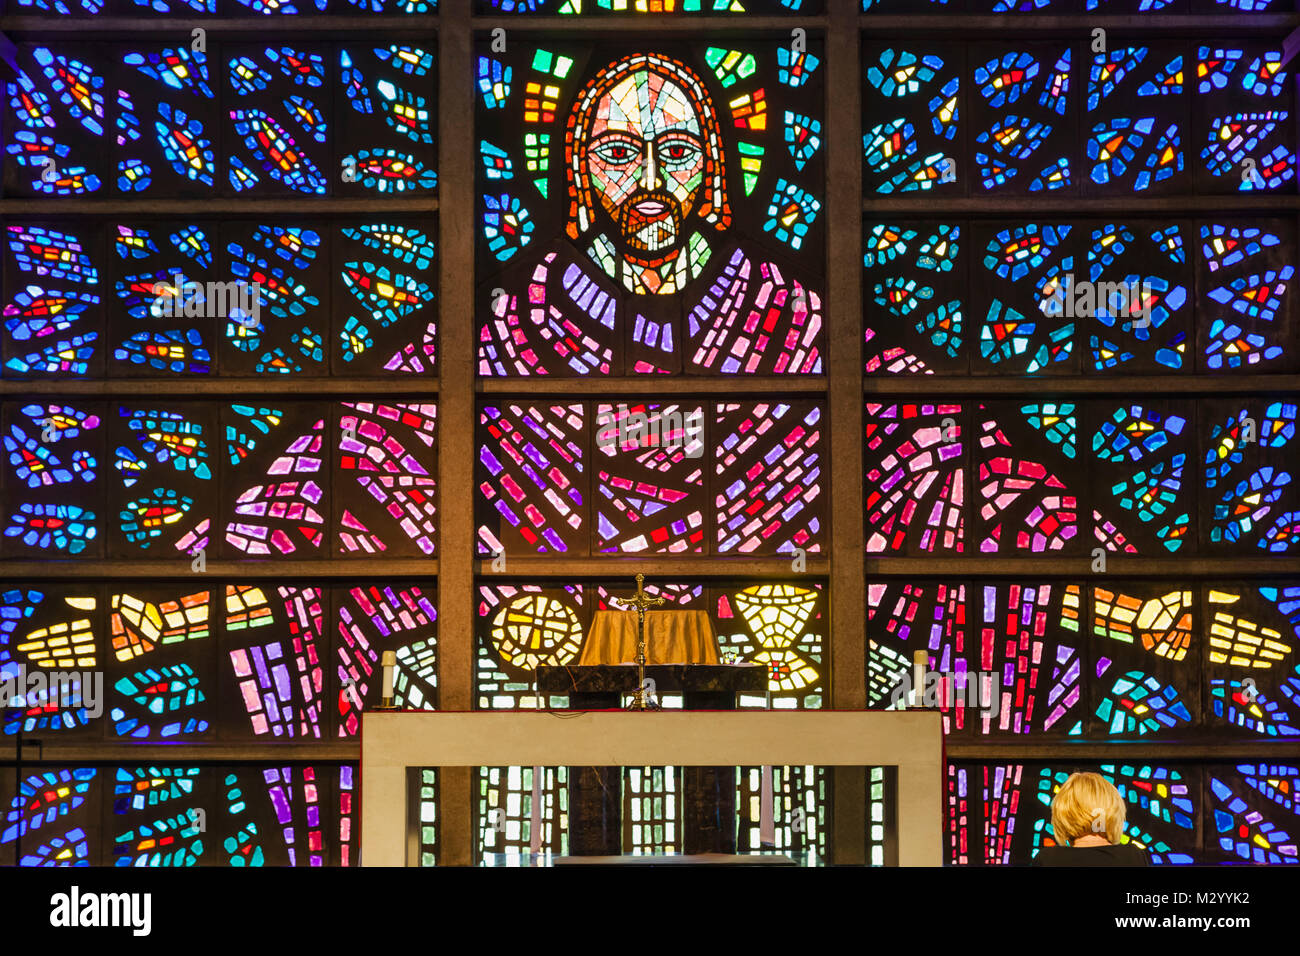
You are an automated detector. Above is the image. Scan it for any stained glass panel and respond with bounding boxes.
[735,764,827,857]
[334,583,439,736]
[476,765,568,859]
[1,399,437,562]
[10,0,434,13]
[476,580,825,709]
[867,582,1294,739]
[944,762,1201,865]
[1208,763,1299,864]
[1,584,434,745]
[4,42,437,199]
[1202,399,1297,554]
[3,763,357,867]
[477,400,823,557]
[3,219,437,379]
[476,38,824,376]
[2,402,105,558]
[1205,583,1300,736]
[2,224,105,379]
[1197,220,1296,373]
[865,399,1294,556]
[6,0,1295,871]
[865,218,1294,375]
[476,0,818,15]
[863,40,1295,197]
[864,0,1293,11]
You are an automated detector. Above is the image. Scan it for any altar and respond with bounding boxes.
[360,576,943,865]
[359,710,944,865]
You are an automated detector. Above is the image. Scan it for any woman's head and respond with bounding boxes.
[1050,772,1126,845]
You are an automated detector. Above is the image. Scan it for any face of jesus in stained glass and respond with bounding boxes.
[567,54,729,295]
[587,71,705,257]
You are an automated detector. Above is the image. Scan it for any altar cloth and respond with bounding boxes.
[578,608,719,665]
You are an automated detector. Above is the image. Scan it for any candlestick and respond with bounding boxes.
[378,650,397,710]
[912,649,929,709]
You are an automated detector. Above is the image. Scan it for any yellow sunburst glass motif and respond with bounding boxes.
[112,590,210,662]
[492,595,583,671]
[1092,588,1193,661]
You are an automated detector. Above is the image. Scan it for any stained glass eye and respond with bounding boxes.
[592,138,637,164]
[658,137,700,166]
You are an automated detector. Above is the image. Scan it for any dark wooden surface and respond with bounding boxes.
[536,664,767,695]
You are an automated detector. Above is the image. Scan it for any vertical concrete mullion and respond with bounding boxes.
[826,6,868,864]
[438,0,476,866]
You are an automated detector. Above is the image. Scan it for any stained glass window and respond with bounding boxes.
[1202,399,1297,553]
[878,576,1295,862]
[865,399,1296,557]
[415,769,439,866]
[1205,583,1300,735]
[475,580,824,709]
[466,24,834,861]
[10,0,435,13]
[2,400,438,560]
[861,25,1297,754]
[736,765,827,857]
[468,761,830,860]
[5,42,436,198]
[3,219,437,379]
[6,0,1296,871]
[475,38,824,376]
[477,0,818,15]
[865,0,1291,11]
[623,766,679,853]
[942,762,1201,866]
[869,581,1084,736]
[473,579,824,853]
[865,218,1294,375]
[863,40,1289,196]
[870,579,1297,740]
[476,765,568,859]
[1209,763,1299,864]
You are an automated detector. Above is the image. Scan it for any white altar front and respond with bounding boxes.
[360,710,945,866]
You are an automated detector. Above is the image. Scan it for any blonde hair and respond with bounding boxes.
[1050,772,1126,846]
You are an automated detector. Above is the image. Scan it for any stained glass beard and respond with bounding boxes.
[616,188,683,254]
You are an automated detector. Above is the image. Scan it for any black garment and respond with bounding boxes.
[1031,843,1151,866]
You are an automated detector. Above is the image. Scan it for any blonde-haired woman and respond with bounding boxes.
[1031,771,1150,866]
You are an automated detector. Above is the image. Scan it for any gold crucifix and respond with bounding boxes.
[611,573,665,711]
